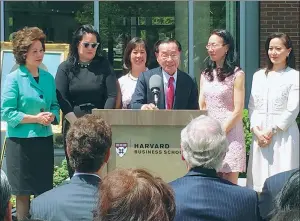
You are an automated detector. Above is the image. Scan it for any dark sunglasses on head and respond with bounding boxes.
[81,42,99,49]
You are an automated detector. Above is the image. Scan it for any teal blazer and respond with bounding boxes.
[1,65,60,138]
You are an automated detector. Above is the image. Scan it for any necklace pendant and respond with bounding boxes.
[78,62,90,68]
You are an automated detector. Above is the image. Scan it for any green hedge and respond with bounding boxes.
[243,109,252,155]
[53,159,69,187]
[53,133,64,149]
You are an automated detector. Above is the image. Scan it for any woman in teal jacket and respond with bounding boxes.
[1,27,60,220]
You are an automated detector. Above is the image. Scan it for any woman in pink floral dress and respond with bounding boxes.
[199,29,246,184]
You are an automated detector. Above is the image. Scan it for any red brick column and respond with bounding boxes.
[260,1,300,69]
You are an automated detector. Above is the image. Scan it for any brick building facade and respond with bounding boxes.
[260,1,300,69]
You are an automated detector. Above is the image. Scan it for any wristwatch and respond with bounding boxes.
[271,126,278,134]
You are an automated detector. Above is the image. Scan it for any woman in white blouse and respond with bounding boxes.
[117,37,149,109]
[246,32,299,192]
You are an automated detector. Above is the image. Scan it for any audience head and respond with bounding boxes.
[95,168,175,221]
[22,219,46,221]
[12,27,46,67]
[203,29,238,82]
[0,170,12,221]
[270,169,300,221]
[66,114,112,174]
[123,37,149,74]
[274,169,300,211]
[271,209,300,221]
[181,115,228,170]
[154,38,182,75]
[265,32,295,72]
[68,24,101,65]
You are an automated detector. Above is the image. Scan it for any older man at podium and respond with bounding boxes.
[130,38,199,110]
[170,115,260,221]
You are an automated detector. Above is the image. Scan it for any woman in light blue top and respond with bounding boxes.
[1,27,60,220]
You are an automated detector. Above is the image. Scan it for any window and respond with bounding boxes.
[97,1,188,77]
[4,1,94,43]
[193,1,238,84]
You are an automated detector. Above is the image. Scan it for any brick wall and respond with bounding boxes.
[260,1,300,70]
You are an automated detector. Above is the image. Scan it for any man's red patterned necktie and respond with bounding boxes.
[167,77,175,109]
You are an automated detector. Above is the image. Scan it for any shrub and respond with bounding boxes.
[243,109,252,156]
[53,133,64,149]
[296,113,300,130]
[53,159,69,187]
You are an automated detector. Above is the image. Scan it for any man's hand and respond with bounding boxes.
[141,103,159,110]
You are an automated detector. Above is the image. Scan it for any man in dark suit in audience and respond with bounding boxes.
[170,115,261,221]
[0,170,12,221]
[30,115,112,221]
[131,38,199,110]
[259,168,298,221]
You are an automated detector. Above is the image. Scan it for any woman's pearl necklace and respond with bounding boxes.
[128,73,138,81]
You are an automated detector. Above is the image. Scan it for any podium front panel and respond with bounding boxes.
[109,126,186,182]
[93,109,206,182]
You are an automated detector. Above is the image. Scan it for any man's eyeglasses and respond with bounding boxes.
[81,42,99,49]
[205,44,225,50]
[160,54,179,60]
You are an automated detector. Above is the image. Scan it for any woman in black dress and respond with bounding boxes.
[55,24,117,178]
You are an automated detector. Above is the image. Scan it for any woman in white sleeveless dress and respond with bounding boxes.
[246,32,299,192]
[117,37,149,109]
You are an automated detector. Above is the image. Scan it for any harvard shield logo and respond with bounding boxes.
[115,143,128,157]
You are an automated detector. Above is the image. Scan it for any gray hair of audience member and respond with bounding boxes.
[273,169,300,213]
[23,219,46,221]
[270,209,300,221]
[0,170,11,221]
[181,115,228,170]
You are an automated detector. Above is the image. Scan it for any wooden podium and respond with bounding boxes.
[92,109,206,182]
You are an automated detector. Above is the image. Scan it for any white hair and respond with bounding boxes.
[181,115,229,170]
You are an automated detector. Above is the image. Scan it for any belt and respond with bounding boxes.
[78,103,95,110]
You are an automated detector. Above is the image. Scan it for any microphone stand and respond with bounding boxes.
[152,88,160,108]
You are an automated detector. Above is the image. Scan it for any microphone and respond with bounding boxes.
[149,74,162,107]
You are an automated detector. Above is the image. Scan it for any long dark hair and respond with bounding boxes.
[122,37,149,75]
[265,32,295,74]
[203,29,239,82]
[68,24,102,71]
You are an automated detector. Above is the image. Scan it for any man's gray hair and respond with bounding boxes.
[181,115,229,170]
[0,170,11,220]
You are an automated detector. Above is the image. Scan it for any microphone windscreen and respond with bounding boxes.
[149,74,162,90]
